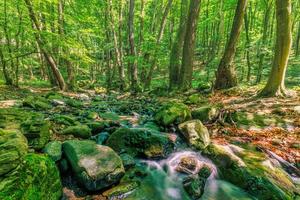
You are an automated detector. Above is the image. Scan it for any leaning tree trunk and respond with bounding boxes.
[178,0,201,91]
[24,0,66,91]
[214,0,248,90]
[259,0,292,97]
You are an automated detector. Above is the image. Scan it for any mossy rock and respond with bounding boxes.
[154,102,191,126]
[0,108,36,130]
[61,125,91,139]
[21,117,50,150]
[65,98,84,108]
[103,182,139,199]
[100,112,120,121]
[23,96,52,110]
[0,129,28,176]
[185,94,208,105]
[0,153,62,200]
[205,144,299,200]
[106,128,174,158]
[43,141,62,162]
[62,140,125,191]
[191,105,219,122]
[45,92,64,100]
[51,114,77,126]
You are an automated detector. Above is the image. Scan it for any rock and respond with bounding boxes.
[62,140,125,191]
[21,116,50,150]
[94,132,110,145]
[51,99,65,106]
[154,102,191,126]
[141,121,161,131]
[294,106,300,115]
[43,141,62,162]
[106,128,174,158]
[191,105,219,122]
[23,96,52,110]
[0,129,28,176]
[52,114,77,126]
[205,143,299,200]
[176,156,198,174]
[61,125,91,139]
[120,153,136,170]
[0,153,62,200]
[185,94,208,104]
[87,121,119,135]
[103,182,138,199]
[178,120,210,150]
[77,93,90,101]
[58,158,69,173]
[65,98,84,108]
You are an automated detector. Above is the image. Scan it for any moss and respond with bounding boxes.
[103,182,139,199]
[185,94,208,105]
[51,114,77,126]
[100,112,120,120]
[62,140,125,191]
[45,92,64,100]
[155,102,191,126]
[21,116,50,150]
[23,96,52,110]
[106,128,174,158]
[65,98,83,108]
[205,144,297,200]
[0,108,37,130]
[0,154,62,200]
[61,125,91,139]
[43,141,62,162]
[0,129,28,176]
[191,105,219,122]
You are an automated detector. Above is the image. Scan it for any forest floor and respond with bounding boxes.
[1,84,299,165]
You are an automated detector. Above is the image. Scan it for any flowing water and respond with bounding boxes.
[125,150,255,200]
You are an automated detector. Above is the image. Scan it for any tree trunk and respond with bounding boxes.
[259,0,292,97]
[169,0,188,89]
[214,0,248,90]
[178,0,202,90]
[296,22,300,56]
[128,0,139,93]
[244,9,251,82]
[24,0,66,90]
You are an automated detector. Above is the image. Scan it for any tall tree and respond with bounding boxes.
[24,0,66,90]
[214,0,248,90]
[169,0,189,90]
[128,0,139,93]
[259,0,292,97]
[178,0,202,90]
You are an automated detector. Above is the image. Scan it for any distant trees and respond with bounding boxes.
[259,0,292,97]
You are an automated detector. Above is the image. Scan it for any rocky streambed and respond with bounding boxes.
[0,91,299,200]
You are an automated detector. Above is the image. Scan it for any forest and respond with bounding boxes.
[0,0,300,199]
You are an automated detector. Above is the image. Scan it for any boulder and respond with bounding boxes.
[43,141,62,162]
[205,143,300,200]
[106,128,174,158]
[63,140,125,191]
[178,120,210,150]
[61,125,91,139]
[0,129,28,176]
[21,117,50,150]
[191,105,219,122]
[154,102,191,126]
[23,96,52,110]
[0,153,62,200]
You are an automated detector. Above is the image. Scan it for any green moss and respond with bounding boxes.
[0,129,28,176]
[65,98,83,108]
[191,105,219,122]
[106,128,174,158]
[23,96,52,110]
[61,125,91,139]
[51,114,77,126]
[0,154,62,200]
[43,141,62,162]
[0,108,37,130]
[103,182,138,199]
[155,102,191,126]
[21,117,50,150]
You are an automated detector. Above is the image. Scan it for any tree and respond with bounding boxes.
[259,0,292,97]
[214,0,248,90]
[24,0,66,91]
[128,0,139,93]
[178,0,202,90]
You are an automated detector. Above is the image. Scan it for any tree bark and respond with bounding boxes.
[259,0,292,97]
[24,0,66,90]
[128,0,139,93]
[214,0,248,90]
[178,0,202,90]
[169,0,188,89]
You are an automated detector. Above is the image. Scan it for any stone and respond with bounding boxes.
[0,153,62,200]
[120,153,136,170]
[106,128,174,158]
[178,120,210,150]
[0,129,28,176]
[154,102,191,126]
[95,132,110,145]
[191,105,219,122]
[62,140,125,191]
[61,125,91,139]
[43,141,62,162]
[23,96,52,110]
[103,182,138,199]
[176,156,198,174]
[21,117,50,150]
[205,143,299,200]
